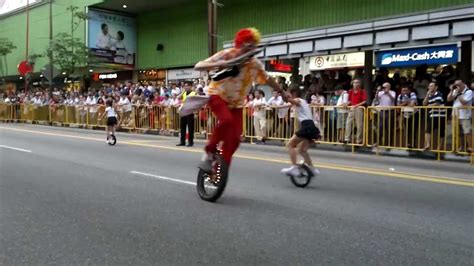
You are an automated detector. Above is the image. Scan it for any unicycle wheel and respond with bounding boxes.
[108,134,117,146]
[196,152,228,202]
[289,164,313,188]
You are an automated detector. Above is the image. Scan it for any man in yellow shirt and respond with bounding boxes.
[177,81,196,147]
[194,28,281,172]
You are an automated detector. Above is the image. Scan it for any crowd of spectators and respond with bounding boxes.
[1,64,472,152]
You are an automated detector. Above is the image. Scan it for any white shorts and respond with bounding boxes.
[459,119,472,134]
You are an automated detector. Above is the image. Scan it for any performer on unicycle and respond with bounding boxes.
[194,27,281,173]
[280,88,321,177]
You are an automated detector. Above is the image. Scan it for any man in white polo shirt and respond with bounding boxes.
[375,82,396,147]
[85,92,98,125]
[448,80,472,153]
[118,93,132,126]
[252,89,267,144]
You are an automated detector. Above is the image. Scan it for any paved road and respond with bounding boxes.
[1,124,473,265]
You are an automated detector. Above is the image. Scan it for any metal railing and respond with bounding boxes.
[368,106,454,156]
[1,103,472,162]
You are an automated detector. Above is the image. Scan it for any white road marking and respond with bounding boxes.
[0,145,32,153]
[130,171,196,186]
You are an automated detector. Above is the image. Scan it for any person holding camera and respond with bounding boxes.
[423,82,447,151]
[448,80,473,153]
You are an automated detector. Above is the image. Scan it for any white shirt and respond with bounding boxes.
[311,95,325,105]
[113,40,126,51]
[296,98,313,122]
[85,96,98,113]
[161,99,172,107]
[172,87,181,96]
[118,97,132,112]
[96,32,112,49]
[170,99,180,106]
[252,98,266,118]
[290,106,296,118]
[453,86,473,119]
[277,104,290,119]
[377,90,396,108]
[267,96,283,106]
[336,92,349,114]
[105,106,117,117]
[33,97,43,105]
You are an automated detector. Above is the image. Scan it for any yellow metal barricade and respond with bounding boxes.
[258,106,291,141]
[368,106,455,158]
[50,104,66,124]
[0,103,16,120]
[117,105,134,129]
[452,106,473,159]
[168,106,181,132]
[2,101,471,163]
[19,104,33,121]
[96,105,106,127]
[309,105,358,145]
[340,106,366,146]
[64,105,76,124]
[75,104,87,125]
[194,106,212,137]
[0,103,7,120]
[6,104,20,120]
[243,106,257,141]
[85,105,101,127]
[152,105,163,130]
[132,104,161,130]
[32,105,50,122]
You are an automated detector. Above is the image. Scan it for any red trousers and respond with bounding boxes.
[205,95,243,166]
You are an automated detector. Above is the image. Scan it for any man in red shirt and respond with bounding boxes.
[344,79,367,144]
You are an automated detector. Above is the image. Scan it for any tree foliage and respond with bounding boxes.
[0,38,16,56]
[47,32,90,75]
[46,5,91,76]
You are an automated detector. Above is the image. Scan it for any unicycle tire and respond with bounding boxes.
[108,134,117,146]
[196,153,228,202]
[289,164,313,188]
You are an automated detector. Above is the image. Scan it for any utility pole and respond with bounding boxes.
[49,0,53,94]
[25,0,30,92]
[207,0,219,56]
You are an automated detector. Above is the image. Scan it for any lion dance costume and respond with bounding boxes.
[204,27,269,165]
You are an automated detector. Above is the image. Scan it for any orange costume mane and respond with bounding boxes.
[234,27,261,48]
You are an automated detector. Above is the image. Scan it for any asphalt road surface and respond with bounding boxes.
[1,124,473,265]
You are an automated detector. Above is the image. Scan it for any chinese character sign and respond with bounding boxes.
[309,52,365,70]
[88,9,137,68]
[375,44,458,68]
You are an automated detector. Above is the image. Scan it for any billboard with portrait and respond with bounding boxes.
[87,9,136,69]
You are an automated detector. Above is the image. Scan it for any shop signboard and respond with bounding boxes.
[93,71,132,82]
[88,9,137,69]
[167,68,204,80]
[375,44,458,68]
[309,52,365,70]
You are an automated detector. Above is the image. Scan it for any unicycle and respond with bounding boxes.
[196,149,229,202]
[108,134,117,146]
[287,163,314,188]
